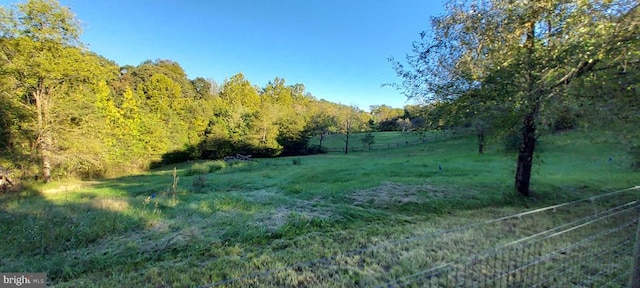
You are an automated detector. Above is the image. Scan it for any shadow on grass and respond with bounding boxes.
[0,176,307,287]
[0,188,149,284]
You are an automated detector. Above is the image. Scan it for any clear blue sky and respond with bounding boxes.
[6,0,446,110]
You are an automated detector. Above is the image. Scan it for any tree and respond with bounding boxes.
[306,112,336,149]
[396,118,412,132]
[360,131,375,150]
[0,0,115,181]
[336,105,365,154]
[370,104,405,131]
[191,77,213,100]
[392,0,640,196]
[445,88,505,154]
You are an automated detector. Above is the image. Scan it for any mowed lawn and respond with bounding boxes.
[0,131,637,287]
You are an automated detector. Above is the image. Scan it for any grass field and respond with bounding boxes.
[0,130,638,287]
[309,130,455,152]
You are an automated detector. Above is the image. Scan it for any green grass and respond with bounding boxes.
[311,130,454,152]
[0,130,637,287]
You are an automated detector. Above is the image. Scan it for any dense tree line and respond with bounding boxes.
[0,0,384,182]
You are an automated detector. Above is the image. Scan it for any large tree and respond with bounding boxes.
[336,105,367,154]
[392,0,640,196]
[0,0,116,181]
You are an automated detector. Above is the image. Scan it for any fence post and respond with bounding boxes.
[632,210,640,288]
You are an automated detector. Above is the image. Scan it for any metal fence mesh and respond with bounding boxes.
[202,187,640,288]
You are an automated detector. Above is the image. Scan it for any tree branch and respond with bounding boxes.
[551,58,600,90]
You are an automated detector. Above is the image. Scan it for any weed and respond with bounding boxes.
[171,167,179,205]
[292,158,302,166]
[143,195,161,216]
[192,174,208,193]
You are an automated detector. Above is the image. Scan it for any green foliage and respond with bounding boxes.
[0,1,358,179]
[188,163,212,176]
[503,129,522,153]
[370,105,406,131]
[187,161,227,176]
[360,132,376,150]
[392,0,640,195]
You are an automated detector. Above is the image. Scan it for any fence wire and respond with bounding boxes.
[200,186,640,288]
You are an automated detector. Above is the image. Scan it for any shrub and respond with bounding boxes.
[187,161,227,176]
[188,163,211,176]
[305,145,328,155]
[208,160,227,172]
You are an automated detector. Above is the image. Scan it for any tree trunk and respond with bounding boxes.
[515,20,538,197]
[515,110,536,197]
[34,85,52,183]
[477,129,484,154]
[344,132,349,154]
[41,142,52,182]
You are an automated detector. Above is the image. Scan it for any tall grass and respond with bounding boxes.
[0,131,637,287]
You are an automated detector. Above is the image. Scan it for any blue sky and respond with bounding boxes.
[6,0,445,110]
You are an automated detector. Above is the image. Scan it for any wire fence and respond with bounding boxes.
[200,186,640,288]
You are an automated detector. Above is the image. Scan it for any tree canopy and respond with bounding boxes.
[0,0,378,181]
[392,0,640,196]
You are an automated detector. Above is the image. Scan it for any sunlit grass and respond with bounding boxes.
[0,130,637,287]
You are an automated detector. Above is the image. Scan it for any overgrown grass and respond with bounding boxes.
[187,160,227,176]
[0,131,637,287]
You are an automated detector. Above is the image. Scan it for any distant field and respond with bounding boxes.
[0,131,637,287]
[310,130,456,152]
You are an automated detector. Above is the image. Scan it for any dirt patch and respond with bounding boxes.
[148,219,171,233]
[349,182,451,207]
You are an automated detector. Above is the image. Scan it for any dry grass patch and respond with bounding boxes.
[41,181,100,195]
[254,198,335,232]
[349,181,456,207]
[90,197,130,212]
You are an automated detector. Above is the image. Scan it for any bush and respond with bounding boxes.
[188,163,210,176]
[187,161,227,176]
[208,160,227,172]
[156,148,197,166]
[305,145,328,155]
